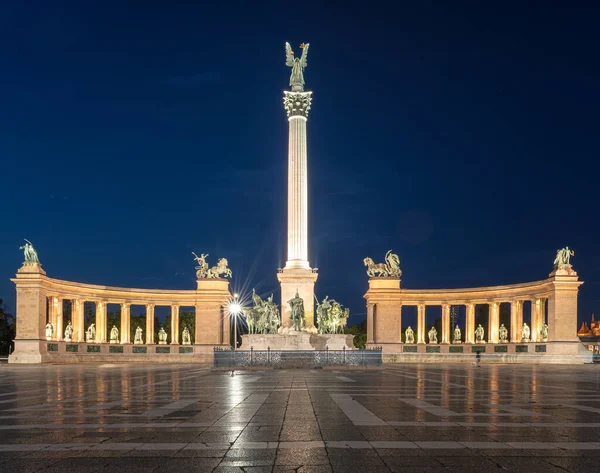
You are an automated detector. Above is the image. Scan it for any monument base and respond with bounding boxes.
[241,332,355,351]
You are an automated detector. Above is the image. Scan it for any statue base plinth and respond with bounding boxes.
[134,341,144,345]
[241,333,355,351]
[521,338,531,343]
[110,340,118,344]
[452,341,462,344]
[549,264,577,277]
[158,341,167,345]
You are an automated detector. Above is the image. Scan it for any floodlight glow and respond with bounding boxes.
[229,302,242,315]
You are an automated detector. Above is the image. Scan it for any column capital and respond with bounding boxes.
[121,302,131,309]
[283,90,312,118]
[146,303,155,310]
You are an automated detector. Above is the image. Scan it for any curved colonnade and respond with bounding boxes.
[9,262,231,363]
[364,265,588,362]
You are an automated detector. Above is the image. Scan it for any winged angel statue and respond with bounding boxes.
[285,42,309,91]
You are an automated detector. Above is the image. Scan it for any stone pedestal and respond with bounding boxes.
[240,332,355,351]
[277,267,318,330]
[364,278,402,344]
[195,278,231,346]
[9,263,48,364]
[548,265,583,342]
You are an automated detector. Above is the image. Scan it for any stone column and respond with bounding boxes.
[120,303,130,344]
[531,298,540,342]
[548,266,583,341]
[170,304,179,344]
[417,304,426,344]
[510,300,521,342]
[55,298,64,341]
[441,304,450,344]
[488,302,499,343]
[278,89,318,329]
[366,303,374,344]
[222,304,231,346]
[465,303,475,343]
[73,299,84,342]
[96,301,107,343]
[398,304,403,343]
[9,262,48,363]
[146,304,155,344]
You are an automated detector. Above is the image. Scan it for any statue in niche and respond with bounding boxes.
[192,252,209,279]
[453,325,461,344]
[45,322,54,340]
[206,258,232,278]
[553,247,574,267]
[110,326,119,343]
[405,326,415,343]
[181,326,191,345]
[521,323,531,342]
[288,290,305,331]
[86,323,96,342]
[541,323,549,342]
[285,42,310,92]
[499,324,508,343]
[134,326,144,344]
[428,326,438,344]
[158,327,168,344]
[19,239,40,263]
[64,322,73,342]
[363,250,402,278]
[475,324,485,343]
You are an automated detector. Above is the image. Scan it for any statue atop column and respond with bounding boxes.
[475,324,485,343]
[285,42,309,92]
[288,290,305,331]
[554,246,574,267]
[64,322,73,342]
[363,250,402,278]
[192,252,209,279]
[207,258,232,278]
[19,239,40,264]
[405,326,415,343]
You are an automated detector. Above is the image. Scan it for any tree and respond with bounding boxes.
[345,320,367,349]
[0,299,15,356]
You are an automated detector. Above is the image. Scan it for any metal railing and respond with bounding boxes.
[214,346,382,369]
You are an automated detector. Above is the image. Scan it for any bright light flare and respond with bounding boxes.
[229,302,242,315]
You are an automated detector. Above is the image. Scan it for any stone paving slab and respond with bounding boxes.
[1,363,600,471]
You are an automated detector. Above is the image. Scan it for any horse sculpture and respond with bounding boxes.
[207,258,232,278]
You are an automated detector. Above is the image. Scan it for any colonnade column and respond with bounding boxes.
[146,304,155,344]
[465,303,475,343]
[222,304,230,346]
[171,305,179,344]
[366,303,374,344]
[488,302,499,343]
[73,299,84,342]
[120,303,130,344]
[398,304,402,343]
[417,304,426,344]
[531,298,545,342]
[441,304,450,344]
[96,301,107,343]
[510,300,521,342]
[55,297,64,341]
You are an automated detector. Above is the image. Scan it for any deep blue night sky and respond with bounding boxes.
[1,1,598,325]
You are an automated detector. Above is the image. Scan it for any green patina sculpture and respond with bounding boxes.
[428,326,438,344]
[245,289,280,335]
[554,246,574,266]
[288,290,305,331]
[315,296,349,334]
[405,326,415,343]
[285,42,309,92]
[475,324,485,343]
[20,239,40,263]
[363,250,402,278]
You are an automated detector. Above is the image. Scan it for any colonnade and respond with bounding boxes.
[366,299,547,345]
[10,262,233,362]
[46,297,231,345]
[364,268,583,351]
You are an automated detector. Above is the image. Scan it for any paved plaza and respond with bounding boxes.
[1,364,600,472]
